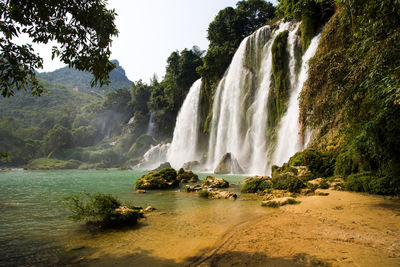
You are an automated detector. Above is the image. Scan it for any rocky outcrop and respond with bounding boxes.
[214,153,244,174]
[202,176,229,188]
[134,168,179,190]
[241,176,272,193]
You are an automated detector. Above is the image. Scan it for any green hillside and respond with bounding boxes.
[38,60,131,94]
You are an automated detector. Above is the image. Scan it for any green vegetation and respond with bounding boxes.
[135,168,179,190]
[176,170,199,183]
[271,173,305,193]
[0,0,118,97]
[298,0,400,195]
[241,177,272,193]
[26,158,81,170]
[267,30,290,144]
[61,192,143,228]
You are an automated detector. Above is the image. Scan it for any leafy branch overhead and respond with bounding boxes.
[0,0,118,97]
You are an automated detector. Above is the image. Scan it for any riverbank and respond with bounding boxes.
[193,189,400,267]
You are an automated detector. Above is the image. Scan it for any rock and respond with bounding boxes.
[144,206,156,212]
[202,176,229,188]
[114,206,137,215]
[184,185,202,192]
[177,170,199,183]
[308,178,324,186]
[261,197,299,208]
[136,189,146,194]
[182,161,200,171]
[151,162,172,172]
[198,189,237,200]
[262,189,292,200]
[135,168,179,190]
[329,178,345,190]
[315,189,329,196]
[300,188,315,196]
[214,153,244,174]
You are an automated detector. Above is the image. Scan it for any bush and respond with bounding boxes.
[241,177,272,193]
[319,179,330,189]
[345,172,400,195]
[61,192,143,228]
[272,173,305,193]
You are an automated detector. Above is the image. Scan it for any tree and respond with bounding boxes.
[0,0,118,98]
[43,125,73,155]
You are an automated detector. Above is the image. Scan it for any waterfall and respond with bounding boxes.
[167,79,202,168]
[135,143,170,169]
[146,112,156,137]
[271,34,321,168]
[207,22,303,174]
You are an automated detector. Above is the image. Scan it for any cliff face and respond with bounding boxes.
[299,1,400,192]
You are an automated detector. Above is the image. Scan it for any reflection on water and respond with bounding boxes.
[0,170,270,266]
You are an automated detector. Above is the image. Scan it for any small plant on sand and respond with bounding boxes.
[61,192,143,228]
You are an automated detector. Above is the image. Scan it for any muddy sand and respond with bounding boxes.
[193,190,400,267]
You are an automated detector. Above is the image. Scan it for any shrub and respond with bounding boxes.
[319,179,330,189]
[61,192,142,228]
[272,173,305,193]
[345,172,400,195]
[241,177,272,193]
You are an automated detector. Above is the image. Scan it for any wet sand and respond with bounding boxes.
[193,190,400,267]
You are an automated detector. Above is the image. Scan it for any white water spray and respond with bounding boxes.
[167,79,202,168]
[272,34,321,167]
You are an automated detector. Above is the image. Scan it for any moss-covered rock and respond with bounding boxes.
[271,172,305,193]
[261,197,300,208]
[202,176,229,189]
[177,170,199,183]
[152,162,171,172]
[241,176,272,193]
[135,168,178,190]
[198,189,237,200]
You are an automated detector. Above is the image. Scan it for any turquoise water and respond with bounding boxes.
[0,169,267,266]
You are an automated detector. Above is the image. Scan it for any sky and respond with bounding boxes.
[28,0,277,83]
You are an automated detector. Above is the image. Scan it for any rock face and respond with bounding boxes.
[202,176,229,188]
[135,168,179,190]
[152,162,172,172]
[182,161,200,171]
[177,169,199,183]
[214,153,244,174]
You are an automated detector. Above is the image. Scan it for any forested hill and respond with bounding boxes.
[38,60,131,94]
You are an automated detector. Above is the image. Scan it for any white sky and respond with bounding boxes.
[31,0,277,83]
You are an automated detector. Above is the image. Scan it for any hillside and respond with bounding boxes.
[38,60,131,94]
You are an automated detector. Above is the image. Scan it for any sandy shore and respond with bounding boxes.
[191,190,400,267]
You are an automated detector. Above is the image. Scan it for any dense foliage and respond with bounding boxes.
[0,0,118,97]
[299,0,400,194]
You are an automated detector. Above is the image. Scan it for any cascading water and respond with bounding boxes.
[146,112,156,137]
[135,143,170,169]
[205,21,321,175]
[271,34,321,168]
[167,79,202,168]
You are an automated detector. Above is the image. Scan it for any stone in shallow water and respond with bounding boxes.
[214,153,244,174]
[202,176,229,189]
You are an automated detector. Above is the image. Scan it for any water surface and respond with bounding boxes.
[0,169,269,266]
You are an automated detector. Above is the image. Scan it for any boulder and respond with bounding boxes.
[134,168,179,190]
[261,197,299,208]
[177,170,199,183]
[262,189,292,200]
[182,161,200,171]
[152,162,172,172]
[198,189,237,200]
[136,189,146,194]
[214,153,244,174]
[184,185,202,192]
[202,176,229,188]
[144,206,156,212]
